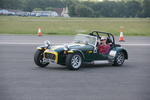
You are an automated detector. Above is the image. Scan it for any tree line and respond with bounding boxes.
[0,0,150,17]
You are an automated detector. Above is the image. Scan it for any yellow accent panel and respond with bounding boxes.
[51,48,55,51]
[67,50,74,53]
[88,51,93,53]
[37,47,46,50]
[53,52,58,64]
[37,48,42,50]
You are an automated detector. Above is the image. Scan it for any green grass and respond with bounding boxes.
[0,16,150,36]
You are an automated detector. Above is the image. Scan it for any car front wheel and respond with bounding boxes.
[34,50,49,67]
[66,53,82,70]
[113,52,125,66]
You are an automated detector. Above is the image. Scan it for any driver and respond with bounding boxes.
[98,36,110,55]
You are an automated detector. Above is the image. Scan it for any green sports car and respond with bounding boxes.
[34,31,128,70]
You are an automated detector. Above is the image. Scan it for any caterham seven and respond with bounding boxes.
[34,31,128,70]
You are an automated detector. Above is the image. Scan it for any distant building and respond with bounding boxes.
[7,10,16,15]
[32,11,58,17]
[0,9,9,15]
[15,10,29,16]
[54,7,70,17]
[0,8,69,17]
[0,9,29,16]
[53,8,63,16]
[61,6,70,17]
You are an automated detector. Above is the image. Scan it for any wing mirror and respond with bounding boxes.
[44,40,51,48]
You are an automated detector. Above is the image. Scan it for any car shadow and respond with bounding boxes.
[45,66,68,71]
[81,63,115,69]
[32,63,118,71]
[32,65,68,71]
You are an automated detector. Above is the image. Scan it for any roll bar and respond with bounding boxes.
[90,31,115,45]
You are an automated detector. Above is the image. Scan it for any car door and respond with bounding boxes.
[92,45,108,60]
[84,45,107,61]
[93,52,108,60]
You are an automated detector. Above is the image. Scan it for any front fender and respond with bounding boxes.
[68,49,85,59]
[36,45,47,51]
[120,49,128,59]
[115,47,128,59]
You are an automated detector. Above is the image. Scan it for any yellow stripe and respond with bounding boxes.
[88,51,93,53]
[53,52,58,64]
[37,47,42,50]
[67,50,74,53]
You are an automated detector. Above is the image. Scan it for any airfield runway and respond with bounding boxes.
[0,35,150,100]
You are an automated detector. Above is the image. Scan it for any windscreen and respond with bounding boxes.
[73,34,97,46]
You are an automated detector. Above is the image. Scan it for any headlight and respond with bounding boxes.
[44,40,51,47]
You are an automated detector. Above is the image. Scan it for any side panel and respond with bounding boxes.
[83,50,107,62]
[93,52,108,60]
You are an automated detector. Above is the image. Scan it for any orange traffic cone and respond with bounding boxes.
[119,26,125,42]
[37,27,42,36]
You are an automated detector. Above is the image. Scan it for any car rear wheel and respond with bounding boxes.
[34,50,49,67]
[66,53,82,70]
[113,52,125,66]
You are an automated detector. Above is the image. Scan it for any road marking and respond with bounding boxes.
[0,42,42,45]
[0,42,62,45]
[120,43,150,46]
[0,42,150,46]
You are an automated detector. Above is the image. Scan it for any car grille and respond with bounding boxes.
[45,53,56,60]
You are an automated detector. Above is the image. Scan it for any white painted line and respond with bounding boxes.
[0,42,150,46]
[0,42,65,45]
[0,42,41,45]
[120,44,150,46]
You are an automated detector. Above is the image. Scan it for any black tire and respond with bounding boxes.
[66,53,82,70]
[34,50,49,67]
[113,52,125,66]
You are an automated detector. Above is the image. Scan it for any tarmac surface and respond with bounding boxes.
[0,35,150,100]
